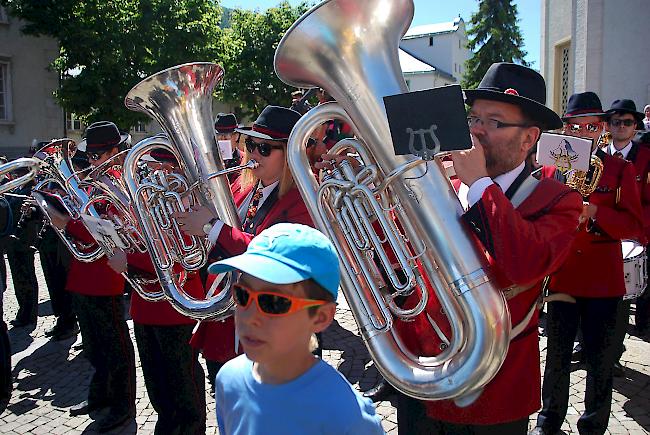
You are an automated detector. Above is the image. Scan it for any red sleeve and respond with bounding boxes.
[463,182,582,285]
[593,162,644,241]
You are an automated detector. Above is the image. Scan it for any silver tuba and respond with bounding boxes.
[275,0,510,404]
[123,63,246,319]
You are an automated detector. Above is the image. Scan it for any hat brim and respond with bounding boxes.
[207,252,309,285]
[235,128,289,142]
[85,133,131,153]
[561,111,606,121]
[464,89,563,130]
[605,109,645,123]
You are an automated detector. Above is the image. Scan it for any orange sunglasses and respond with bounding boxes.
[233,284,326,316]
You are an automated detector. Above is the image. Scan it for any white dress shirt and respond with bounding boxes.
[458,161,526,210]
[608,141,632,159]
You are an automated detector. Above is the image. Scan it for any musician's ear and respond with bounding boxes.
[521,126,542,153]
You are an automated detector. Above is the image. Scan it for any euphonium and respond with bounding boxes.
[275,0,510,404]
[0,157,41,195]
[123,63,250,319]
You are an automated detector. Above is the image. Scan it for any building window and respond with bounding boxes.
[554,41,571,117]
[0,61,11,121]
[66,113,83,131]
[0,7,8,24]
[132,121,147,133]
[429,36,433,46]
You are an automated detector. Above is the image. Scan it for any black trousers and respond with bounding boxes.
[72,293,135,414]
[537,297,620,435]
[6,240,38,323]
[396,393,528,435]
[134,323,206,435]
[39,229,73,323]
[613,298,631,361]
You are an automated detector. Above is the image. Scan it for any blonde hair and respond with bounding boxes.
[239,139,295,197]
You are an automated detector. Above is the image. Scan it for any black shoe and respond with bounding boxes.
[571,345,584,363]
[9,317,35,328]
[69,399,107,416]
[613,362,626,378]
[97,408,132,433]
[52,324,79,341]
[362,379,397,402]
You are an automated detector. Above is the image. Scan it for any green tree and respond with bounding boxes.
[217,1,311,119]
[0,0,223,129]
[462,0,529,89]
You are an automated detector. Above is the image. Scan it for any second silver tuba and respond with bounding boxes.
[123,63,244,319]
[275,0,510,404]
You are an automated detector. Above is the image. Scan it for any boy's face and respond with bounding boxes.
[234,273,334,366]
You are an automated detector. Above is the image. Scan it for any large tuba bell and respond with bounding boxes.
[123,63,247,319]
[275,0,510,404]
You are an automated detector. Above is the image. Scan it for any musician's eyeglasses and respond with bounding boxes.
[566,122,602,134]
[244,138,285,157]
[467,116,530,131]
[87,151,108,161]
[609,119,636,127]
[233,284,326,316]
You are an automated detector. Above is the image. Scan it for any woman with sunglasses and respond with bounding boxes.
[175,105,314,392]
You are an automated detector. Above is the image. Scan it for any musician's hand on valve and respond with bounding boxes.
[450,135,489,187]
[172,204,215,236]
[314,153,360,172]
[47,206,70,230]
[107,248,128,274]
[578,201,597,225]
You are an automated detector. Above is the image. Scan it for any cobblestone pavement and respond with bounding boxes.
[1,254,649,434]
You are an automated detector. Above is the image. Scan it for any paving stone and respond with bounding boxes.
[2,254,649,434]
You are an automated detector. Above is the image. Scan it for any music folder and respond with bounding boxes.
[383,85,472,160]
[536,132,592,173]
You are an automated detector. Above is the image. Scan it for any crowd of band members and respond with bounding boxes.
[0,62,649,434]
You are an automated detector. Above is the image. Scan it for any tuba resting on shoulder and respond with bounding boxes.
[275,0,510,404]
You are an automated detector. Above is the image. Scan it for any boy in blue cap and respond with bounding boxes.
[209,223,384,435]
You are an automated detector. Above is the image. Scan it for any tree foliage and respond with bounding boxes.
[462,0,529,89]
[217,1,311,119]
[0,0,223,129]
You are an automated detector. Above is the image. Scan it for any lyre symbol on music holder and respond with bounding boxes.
[406,124,441,160]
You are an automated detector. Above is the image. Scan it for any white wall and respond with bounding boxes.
[405,72,455,92]
[541,0,573,111]
[0,10,63,158]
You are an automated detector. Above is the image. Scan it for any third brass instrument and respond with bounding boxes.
[275,0,510,404]
[566,133,607,197]
[123,63,254,319]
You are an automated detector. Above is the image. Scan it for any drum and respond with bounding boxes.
[622,240,647,300]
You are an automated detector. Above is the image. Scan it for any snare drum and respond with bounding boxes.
[622,240,647,300]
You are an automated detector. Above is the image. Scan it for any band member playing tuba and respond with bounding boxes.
[173,106,314,391]
[393,63,583,434]
[48,121,136,432]
[532,93,644,435]
[106,147,207,434]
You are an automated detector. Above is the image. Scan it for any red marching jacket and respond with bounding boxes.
[549,150,643,298]
[397,175,582,425]
[190,177,314,361]
[64,214,125,297]
[126,251,203,326]
[626,142,650,240]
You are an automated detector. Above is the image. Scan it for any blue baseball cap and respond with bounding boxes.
[207,223,340,298]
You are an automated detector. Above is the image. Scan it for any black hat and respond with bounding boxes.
[562,92,606,120]
[214,113,238,134]
[606,99,644,124]
[235,106,301,141]
[141,147,177,163]
[84,121,130,152]
[464,62,562,130]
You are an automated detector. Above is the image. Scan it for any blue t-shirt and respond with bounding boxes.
[215,355,385,435]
